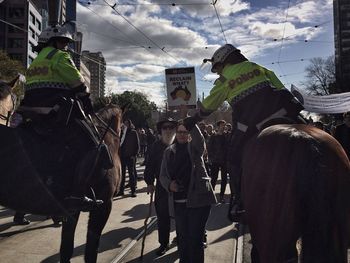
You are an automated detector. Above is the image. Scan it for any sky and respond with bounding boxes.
[76,0,335,107]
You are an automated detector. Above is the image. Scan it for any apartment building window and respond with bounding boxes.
[8,38,24,48]
[28,56,35,65]
[30,12,35,25]
[36,20,41,31]
[30,27,35,39]
[9,8,24,18]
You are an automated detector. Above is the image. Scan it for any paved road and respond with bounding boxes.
[0,162,237,263]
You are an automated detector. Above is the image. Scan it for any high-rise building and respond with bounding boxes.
[334,0,350,92]
[66,0,76,21]
[0,0,42,67]
[81,51,106,100]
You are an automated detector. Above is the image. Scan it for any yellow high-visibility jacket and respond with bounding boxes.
[202,61,284,111]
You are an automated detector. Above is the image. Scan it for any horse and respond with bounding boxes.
[0,79,122,262]
[241,124,350,263]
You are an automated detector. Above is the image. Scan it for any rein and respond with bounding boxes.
[93,113,120,138]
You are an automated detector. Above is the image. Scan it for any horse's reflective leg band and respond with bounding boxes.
[237,122,248,132]
[255,108,287,131]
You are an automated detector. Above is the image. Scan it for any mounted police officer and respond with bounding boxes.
[184,44,304,221]
[19,24,105,212]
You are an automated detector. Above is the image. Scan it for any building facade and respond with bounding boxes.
[334,0,350,92]
[0,0,42,67]
[81,51,106,100]
[80,60,91,91]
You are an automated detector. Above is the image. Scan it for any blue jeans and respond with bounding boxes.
[174,203,211,263]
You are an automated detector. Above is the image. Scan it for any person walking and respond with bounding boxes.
[119,119,139,197]
[207,120,229,203]
[144,117,177,256]
[160,120,217,263]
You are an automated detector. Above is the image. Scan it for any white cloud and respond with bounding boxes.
[78,0,334,107]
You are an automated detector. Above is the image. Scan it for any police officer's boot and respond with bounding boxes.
[228,166,245,222]
[229,196,245,223]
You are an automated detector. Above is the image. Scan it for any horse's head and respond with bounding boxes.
[94,104,122,146]
[0,76,18,126]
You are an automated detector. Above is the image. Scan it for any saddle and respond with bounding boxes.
[12,97,113,198]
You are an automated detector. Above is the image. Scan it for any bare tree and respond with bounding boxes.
[303,56,336,95]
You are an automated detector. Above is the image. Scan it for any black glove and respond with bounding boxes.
[183,113,202,131]
[78,92,94,115]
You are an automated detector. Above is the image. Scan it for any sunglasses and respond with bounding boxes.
[176,130,189,135]
[162,125,175,130]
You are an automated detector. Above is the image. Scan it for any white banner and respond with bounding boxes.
[165,67,197,108]
[291,84,350,114]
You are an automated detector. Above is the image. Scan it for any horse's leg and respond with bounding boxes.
[85,199,112,263]
[60,212,80,263]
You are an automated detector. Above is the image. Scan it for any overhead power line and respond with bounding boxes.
[102,0,185,65]
[84,5,149,49]
[88,1,212,6]
[212,0,227,44]
[277,0,291,62]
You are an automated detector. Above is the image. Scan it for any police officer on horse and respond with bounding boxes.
[18,24,108,211]
[184,44,304,220]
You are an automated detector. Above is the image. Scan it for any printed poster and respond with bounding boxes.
[165,67,197,108]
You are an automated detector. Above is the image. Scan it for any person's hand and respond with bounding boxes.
[169,180,179,192]
[187,108,199,117]
[147,184,155,194]
[183,114,202,131]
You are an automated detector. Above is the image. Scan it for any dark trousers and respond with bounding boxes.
[210,162,228,195]
[174,203,211,263]
[155,184,170,246]
[120,156,136,193]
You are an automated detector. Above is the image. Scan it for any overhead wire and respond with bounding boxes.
[102,0,186,65]
[97,1,212,6]
[84,5,150,50]
[211,0,227,44]
[277,0,291,62]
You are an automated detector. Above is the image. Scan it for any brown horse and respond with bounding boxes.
[241,124,350,263]
[0,79,122,262]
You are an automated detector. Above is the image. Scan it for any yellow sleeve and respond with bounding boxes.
[201,79,229,111]
[55,52,84,88]
[265,68,284,89]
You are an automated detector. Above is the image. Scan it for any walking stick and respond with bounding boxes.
[140,191,154,260]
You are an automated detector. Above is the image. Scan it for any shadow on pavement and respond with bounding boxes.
[121,203,155,223]
[0,223,59,238]
[41,225,155,263]
[0,209,15,220]
[206,203,233,231]
[126,248,178,263]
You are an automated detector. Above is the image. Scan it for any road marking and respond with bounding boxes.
[110,216,157,263]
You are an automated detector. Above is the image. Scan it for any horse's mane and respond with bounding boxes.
[0,82,11,101]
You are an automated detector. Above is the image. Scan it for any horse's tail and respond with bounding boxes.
[297,135,347,263]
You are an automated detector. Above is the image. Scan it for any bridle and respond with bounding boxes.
[93,112,120,139]
[0,93,17,126]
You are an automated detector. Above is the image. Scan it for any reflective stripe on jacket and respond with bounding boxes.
[202,61,285,111]
[25,46,84,91]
